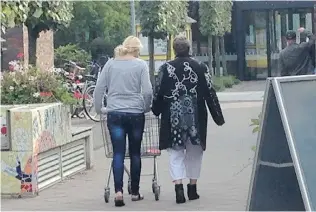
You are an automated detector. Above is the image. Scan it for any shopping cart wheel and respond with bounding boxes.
[128,180,132,195]
[153,183,160,201]
[152,179,157,193]
[152,183,155,194]
[104,188,110,203]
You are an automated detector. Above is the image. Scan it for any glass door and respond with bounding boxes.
[244,11,268,80]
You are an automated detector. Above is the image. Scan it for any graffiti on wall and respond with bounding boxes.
[1,104,71,195]
[1,152,33,194]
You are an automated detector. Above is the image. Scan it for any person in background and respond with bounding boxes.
[279,28,316,76]
[152,35,225,204]
[300,29,316,73]
[93,36,153,207]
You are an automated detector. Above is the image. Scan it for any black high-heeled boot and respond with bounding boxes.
[187,184,200,200]
[175,184,186,204]
[114,198,125,207]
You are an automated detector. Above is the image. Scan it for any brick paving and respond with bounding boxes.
[1,102,262,211]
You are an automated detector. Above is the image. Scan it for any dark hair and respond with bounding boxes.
[173,35,190,57]
[285,30,296,41]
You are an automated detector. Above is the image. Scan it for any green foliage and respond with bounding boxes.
[1,1,29,32]
[250,113,262,134]
[199,1,232,36]
[138,1,188,39]
[1,67,76,105]
[1,1,73,35]
[90,37,112,59]
[54,44,91,68]
[54,1,130,54]
[213,75,240,91]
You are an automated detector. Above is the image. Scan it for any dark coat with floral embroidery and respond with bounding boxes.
[152,56,225,151]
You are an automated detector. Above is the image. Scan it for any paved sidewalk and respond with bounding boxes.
[217,91,264,103]
[1,102,261,211]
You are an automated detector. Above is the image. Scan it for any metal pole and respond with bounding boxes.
[130,0,136,36]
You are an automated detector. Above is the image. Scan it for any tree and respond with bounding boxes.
[188,1,202,54]
[138,1,188,85]
[199,1,232,76]
[199,2,215,75]
[218,1,232,75]
[1,1,73,65]
[54,2,130,57]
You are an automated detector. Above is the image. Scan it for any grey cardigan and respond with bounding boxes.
[93,58,153,114]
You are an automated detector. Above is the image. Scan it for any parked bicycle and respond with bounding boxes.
[82,57,109,122]
[56,60,87,119]
[55,59,108,122]
[82,75,101,122]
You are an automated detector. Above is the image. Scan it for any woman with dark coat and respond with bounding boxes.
[152,35,225,204]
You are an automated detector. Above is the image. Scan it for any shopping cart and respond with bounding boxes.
[101,113,161,203]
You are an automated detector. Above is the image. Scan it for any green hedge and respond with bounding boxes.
[54,44,91,68]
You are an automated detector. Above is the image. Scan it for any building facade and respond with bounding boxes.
[192,1,315,80]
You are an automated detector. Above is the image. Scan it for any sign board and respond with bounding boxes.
[138,33,168,56]
[137,30,189,56]
[247,75,316,211]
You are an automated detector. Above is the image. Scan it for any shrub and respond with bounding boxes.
[212,77,225,91]
[213,75,240,91]
[1,67,76,105]
[54,44,91,68]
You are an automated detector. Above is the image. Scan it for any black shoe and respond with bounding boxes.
[175,184,186,204]
[187,184,200,200]
[114,197,125,207]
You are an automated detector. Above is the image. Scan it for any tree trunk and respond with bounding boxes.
[214,36,221,77]
[148,36,155,87]
[197,22,201,55]
[28,28,37,66]
[220,36,227,76]
[166,34,172,61]
[207,35,213,75]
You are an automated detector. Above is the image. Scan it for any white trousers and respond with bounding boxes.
[167,142,203,181]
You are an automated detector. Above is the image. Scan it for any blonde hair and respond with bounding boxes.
[114,45,123,58]
[115,36,143,57]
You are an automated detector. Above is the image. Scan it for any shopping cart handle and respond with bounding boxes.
[146,148,161,154]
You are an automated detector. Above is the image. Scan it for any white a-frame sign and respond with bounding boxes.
[246,75,316,211]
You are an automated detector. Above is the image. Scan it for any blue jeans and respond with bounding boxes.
[107,111,145,195]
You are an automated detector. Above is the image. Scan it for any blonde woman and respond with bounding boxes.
[94,36,153,207]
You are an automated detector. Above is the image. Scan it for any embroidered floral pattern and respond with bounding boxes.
[163,62,200,148]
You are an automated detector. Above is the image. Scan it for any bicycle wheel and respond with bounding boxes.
[83,85,100,122]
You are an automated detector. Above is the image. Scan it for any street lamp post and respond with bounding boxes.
[130,0,136,36]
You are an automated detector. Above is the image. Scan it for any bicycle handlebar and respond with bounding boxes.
[65,60,85,71]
